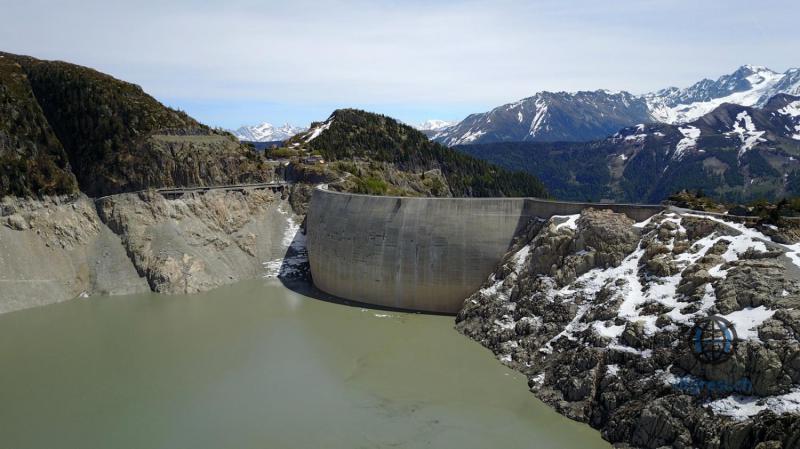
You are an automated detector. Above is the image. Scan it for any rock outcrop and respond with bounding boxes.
[457,209,800,449]
[0,189,298,313]
[0,194,147,313]
[96,189,293,294]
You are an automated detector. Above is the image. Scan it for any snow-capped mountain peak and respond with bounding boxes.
[415,120,456,131]
[232,122,307,142]
[645,65,796,124]
[435,65,800,146]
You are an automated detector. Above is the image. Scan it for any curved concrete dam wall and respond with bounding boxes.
[306,189,663,313]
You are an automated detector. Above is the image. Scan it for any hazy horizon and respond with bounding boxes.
[3,0,798,128]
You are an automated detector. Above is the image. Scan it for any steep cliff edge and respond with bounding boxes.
[457,209,800,448]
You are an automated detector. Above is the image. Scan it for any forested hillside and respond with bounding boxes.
[0,52,275,197]
[0,55,77,196]
[291,109,548,198]
[458,96,800,203]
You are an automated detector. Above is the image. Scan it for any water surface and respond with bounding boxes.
[0,279,610,449]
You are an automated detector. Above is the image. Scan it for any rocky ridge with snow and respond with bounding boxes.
[232,122,306,142]
[436,65,800,146]
[415,119,456,137]
[457,208,800,449]
[416,119,455,131]
[646,65,800,124]
[457,95,800,203]
[435,90,653,145]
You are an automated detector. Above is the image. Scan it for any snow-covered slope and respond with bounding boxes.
[435,90,653,146]
[232,122,307,142]
[416,119,455,131]
[646,65,800,124]
[457,208,800,448]
[436,65,800,146]
[415,119,456,138]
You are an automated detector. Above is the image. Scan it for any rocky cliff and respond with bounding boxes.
[96,190,294,293]
[457,209,800,449]
[0,190,299,314]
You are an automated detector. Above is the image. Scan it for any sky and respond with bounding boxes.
[2,0,798,129]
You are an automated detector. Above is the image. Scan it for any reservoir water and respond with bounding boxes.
[0,279,610,449]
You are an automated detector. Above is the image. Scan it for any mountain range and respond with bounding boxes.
[415,119,456,137]
[435,65,800,146]
[232,122,307,142]
[456,94,800,203]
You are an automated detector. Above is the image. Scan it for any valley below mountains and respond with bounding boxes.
[458,94,800,203]
[435,65,800,146]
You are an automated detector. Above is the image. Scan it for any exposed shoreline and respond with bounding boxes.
[0,189,299,314]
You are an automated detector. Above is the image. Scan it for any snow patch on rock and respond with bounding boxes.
[674,126,700,160]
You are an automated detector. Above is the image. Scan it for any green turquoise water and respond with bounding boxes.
[0,279,610,449]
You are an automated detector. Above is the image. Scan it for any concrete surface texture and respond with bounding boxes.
[306,188,663,313]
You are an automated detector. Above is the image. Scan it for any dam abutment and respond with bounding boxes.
[306,188,663,313]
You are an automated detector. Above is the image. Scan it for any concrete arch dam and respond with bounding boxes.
[306,188,663,314]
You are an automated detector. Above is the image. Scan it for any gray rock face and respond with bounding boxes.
[96,189,294,294]
[457,209,800,449]
[0,194,148,313]
[0,190,297,313]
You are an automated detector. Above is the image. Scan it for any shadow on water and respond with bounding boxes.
[276,227,455,317]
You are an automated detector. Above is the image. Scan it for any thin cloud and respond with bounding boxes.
[2,0,797,127]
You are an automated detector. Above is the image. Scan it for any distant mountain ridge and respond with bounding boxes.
[456,94,800,203]
[416,119,455,131]
[436,65,800,146]
[232,122,306,142]
[414,119,455,138]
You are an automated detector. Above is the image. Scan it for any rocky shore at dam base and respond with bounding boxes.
[457,209,800,449]
[0,190,300,314]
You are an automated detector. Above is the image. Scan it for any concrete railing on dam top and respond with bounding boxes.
[306,188,664,314]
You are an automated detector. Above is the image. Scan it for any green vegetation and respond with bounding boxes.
[667,190,800,226]
[266,147,300,159]
[665,190,727,212]
[0,52,272,197]
[9,53,209,196]
[353,176,388,195]
[293,109,547,198]
[0,55,77,197]
[456,141,612,201]
[458,134,800,204]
